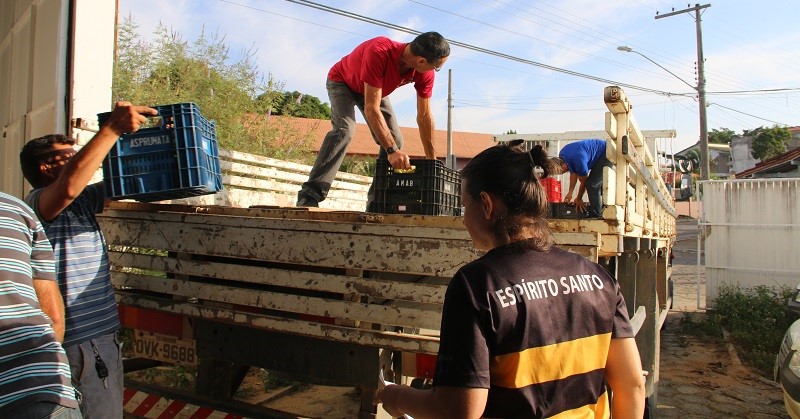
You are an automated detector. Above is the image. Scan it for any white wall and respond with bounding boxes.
[0,0,115,198]
[0,0,69,198]
[71,1,116,145]
[730,136,759,175]
[701,179,800,306]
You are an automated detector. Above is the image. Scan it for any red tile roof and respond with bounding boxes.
[264,115,497,159]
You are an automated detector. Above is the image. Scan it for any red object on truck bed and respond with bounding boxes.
[540,177,562,202]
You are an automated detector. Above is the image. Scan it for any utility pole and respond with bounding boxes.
[656,3,711,180]
[446,69,455,169]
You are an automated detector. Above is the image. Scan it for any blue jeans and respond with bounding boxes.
[586,155,613,217]
[297,80,404,207]
[64,332,123,419]
[6,401,83,419]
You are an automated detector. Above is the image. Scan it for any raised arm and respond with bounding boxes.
[35,102,157,221]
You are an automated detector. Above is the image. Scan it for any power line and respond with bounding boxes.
[215,0,796,130]
[281,0,693,97]
[707,87,800,95]
[710,103,788,126]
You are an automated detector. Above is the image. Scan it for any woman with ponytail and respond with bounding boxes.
[376,140,645,418]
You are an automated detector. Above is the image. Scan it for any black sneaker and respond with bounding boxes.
[296,199,319,208]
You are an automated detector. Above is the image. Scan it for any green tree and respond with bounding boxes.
[112,17,313,159]
[750,125,790,160]
[708,127,735,145]
[505,129,517,134]
[271,91,331,119]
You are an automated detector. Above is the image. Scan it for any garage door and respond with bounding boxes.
[0,0,115,199]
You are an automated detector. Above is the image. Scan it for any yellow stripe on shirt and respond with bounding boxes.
[549,391,610,419]
[490,333,612,388]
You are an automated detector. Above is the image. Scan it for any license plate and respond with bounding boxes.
[132,330,197,366]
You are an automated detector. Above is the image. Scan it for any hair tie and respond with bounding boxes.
[527,150,536,168]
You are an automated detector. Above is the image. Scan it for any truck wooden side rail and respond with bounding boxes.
[101,86,675,417]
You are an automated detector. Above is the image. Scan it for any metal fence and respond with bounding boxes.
[700,178,800,307]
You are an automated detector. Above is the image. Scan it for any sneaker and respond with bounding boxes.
[296,199,319,208]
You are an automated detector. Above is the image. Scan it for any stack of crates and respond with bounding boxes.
[99,103,223,202]
[540,177,562,203]
[367,159,460,216]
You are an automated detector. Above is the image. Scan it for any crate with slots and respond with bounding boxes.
[99,103,222,202]
[367,159,461,216]
[549,202,588,219]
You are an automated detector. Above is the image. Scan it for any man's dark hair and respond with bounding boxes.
[20,134,75,188]
[410,32,450,66]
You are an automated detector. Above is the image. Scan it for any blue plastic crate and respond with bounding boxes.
[99,103,223,202]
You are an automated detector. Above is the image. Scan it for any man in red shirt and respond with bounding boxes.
[296,32,450,208]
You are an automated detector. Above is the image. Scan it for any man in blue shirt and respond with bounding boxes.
[557,139,612,218]
[19,102,156,418]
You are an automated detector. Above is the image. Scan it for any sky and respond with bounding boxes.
[117,0,800,154]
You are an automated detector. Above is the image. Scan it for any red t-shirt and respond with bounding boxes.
[328,36,435,99]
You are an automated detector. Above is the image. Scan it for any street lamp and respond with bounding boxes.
[617,46,696,90]
[617,45,710,180]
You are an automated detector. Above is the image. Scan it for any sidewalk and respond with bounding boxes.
[654,218,787,418]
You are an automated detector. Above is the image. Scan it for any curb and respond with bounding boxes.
[721,327,744,370]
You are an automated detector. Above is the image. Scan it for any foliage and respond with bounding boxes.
[750,125,791,160]
[505,129,517,134]
[340,156,377,177]
[678,311,723,340]
[708,127,736,144]
[269,91,332,119]
[689,285,794,377]
[112,16,332,162]
[262,371,296,391]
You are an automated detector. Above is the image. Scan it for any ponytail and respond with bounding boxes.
[530,144,563,178]
[530,145,550,178]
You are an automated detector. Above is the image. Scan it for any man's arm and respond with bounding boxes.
[605,337,646,419]
[416,96,436,159]
[32,278,66,342]
[378,385,488,419]
[564,172,578,202]
[573,175,589,212]
[363,83,411,170]
[35,102,157,221]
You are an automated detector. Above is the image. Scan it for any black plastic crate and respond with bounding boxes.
[368,159,460,216]
[549,202,588,219]
[99,103,222,202]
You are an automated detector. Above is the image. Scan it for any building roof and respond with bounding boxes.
[674,141,731,156]
[265,115,497,159]
[735,146,800,178]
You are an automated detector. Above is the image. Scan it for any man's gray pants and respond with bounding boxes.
[64,332,123,419]
[297,80,404,207]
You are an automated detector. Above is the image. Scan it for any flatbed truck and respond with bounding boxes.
[101,86,676,417]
